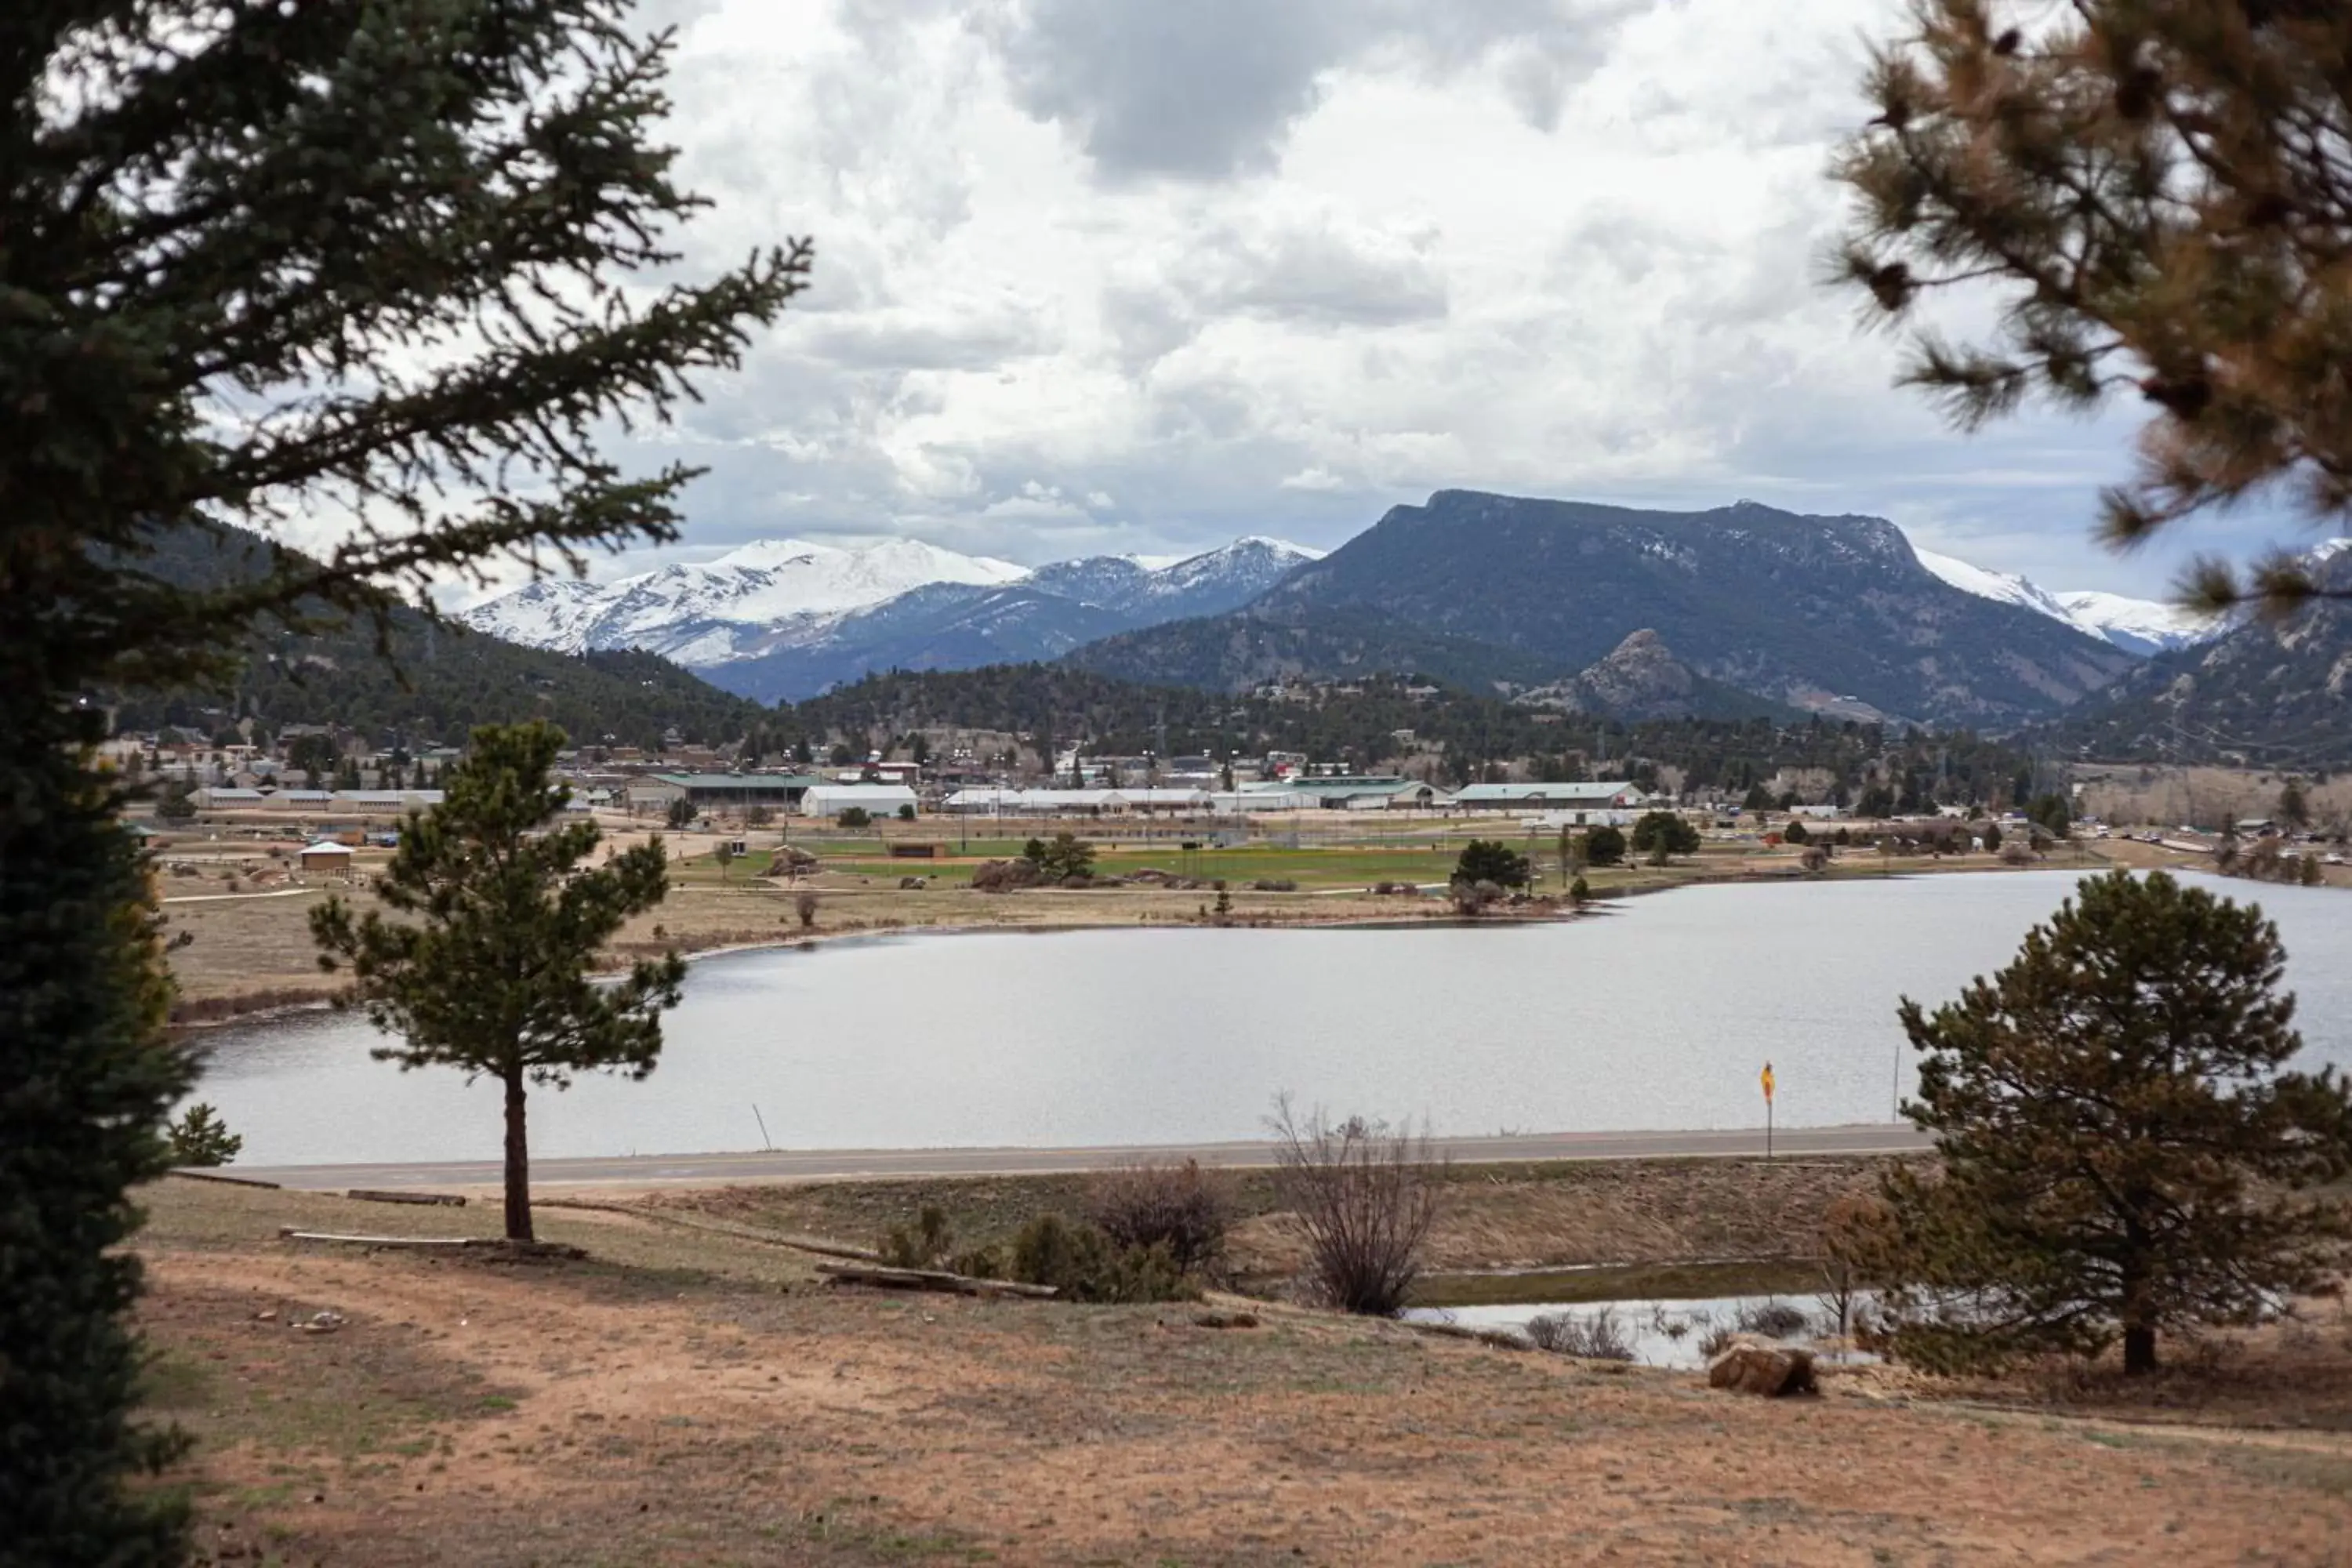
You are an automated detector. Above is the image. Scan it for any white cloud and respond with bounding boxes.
[515,0,2303,596]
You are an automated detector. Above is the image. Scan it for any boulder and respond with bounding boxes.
[898,876,924,890]
[1707,1343,1817,1397]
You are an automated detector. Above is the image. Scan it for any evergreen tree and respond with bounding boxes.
[1882,871,2352,1374]
[1629,811,1702,861]
[1453,839,1531,888]
[1833,1,2352,613]
[1582,825,1628,867]
[2,5,801,1544]
[310,723,684,1243]
[2278,778,2311,829]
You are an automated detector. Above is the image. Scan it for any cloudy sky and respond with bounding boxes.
[542,0,2306,600]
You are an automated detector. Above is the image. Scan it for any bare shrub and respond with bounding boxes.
[1088,1159,1231,1276]
[1736,1301,1809,1339]
[1999,841,2037,866]
[795,890,819,928]
[879,1204,953,1269]
[1698,1320,1740,1359]
[971,858,1043,893]
[1526,1308,1635,1361]
[1267,1094,1442,1316]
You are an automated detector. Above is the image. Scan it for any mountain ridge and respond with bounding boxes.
[1077,492,2136,726]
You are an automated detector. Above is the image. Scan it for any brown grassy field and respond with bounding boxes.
[133,1175,2352,1566]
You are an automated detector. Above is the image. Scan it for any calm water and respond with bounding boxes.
[192,870,2352,1167]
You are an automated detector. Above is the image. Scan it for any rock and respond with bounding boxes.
[898,876,924,889]
[298,1309,347,1334]
[1707,1343,1816,1396]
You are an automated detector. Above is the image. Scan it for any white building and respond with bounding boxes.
[801,783,917,818]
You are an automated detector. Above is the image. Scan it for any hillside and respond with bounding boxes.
[2038,544,2352,766]
[1514,630,1797,723]
[108,524,768,750]
[1077,492,2135,725]
[1064,603,1562,695]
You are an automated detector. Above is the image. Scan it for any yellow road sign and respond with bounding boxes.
[1760,1063,1776,1103]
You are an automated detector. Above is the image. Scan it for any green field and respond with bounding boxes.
[694,833,1751,895]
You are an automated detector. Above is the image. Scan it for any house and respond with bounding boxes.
[194,786,267,809]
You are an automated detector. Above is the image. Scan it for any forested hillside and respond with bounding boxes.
[108,524,765,750]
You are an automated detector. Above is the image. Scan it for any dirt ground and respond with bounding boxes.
[135,1178,2352,1567]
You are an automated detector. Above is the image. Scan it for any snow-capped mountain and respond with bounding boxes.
[1911,546,2219,657]
[2049,591,2218,659]
[460,533,1323,699]
[460,537,1026,664]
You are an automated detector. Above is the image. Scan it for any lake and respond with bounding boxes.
[191,869,2352,1167]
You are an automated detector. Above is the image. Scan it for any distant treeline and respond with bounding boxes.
[775,666,2042,807]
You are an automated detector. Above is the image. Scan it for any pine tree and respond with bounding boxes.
[1882,871,2352,1374]
[310,723,684,1243]
[1833,2,2352,614]
[3,5,802,1547]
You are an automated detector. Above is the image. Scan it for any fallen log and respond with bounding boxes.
[815,1262,1057,1299]
[531,1199,879,1261]
[276,1228,583,1259]
[279,1229,473,1249]
[347,1189,466,1207]
[169,1169,282,1189]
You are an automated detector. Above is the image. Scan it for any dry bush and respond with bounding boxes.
[794,890,819,927]
[1736,1301,1809,1339]
[971,858,1043,893]
[1267,1094,1442,1316]
[1526,1308,1635,1361]
[1999,841,2038,866]
[1088,1159,1231,1276]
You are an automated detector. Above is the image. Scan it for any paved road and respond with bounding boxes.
[238,1123,1930,1192]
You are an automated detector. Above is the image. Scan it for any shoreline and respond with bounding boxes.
[170,852,2126,1032]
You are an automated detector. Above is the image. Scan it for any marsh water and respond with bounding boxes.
[192,869,2352,1167]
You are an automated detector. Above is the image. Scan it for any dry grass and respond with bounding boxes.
[660,1156,1900,1300]
[131,1174,2352,1566]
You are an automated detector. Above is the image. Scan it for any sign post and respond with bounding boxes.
[1760,1061,1776,1160]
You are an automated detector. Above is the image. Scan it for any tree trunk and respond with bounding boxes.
[502,1067,533,1243]
[2119,1246,2157,1374]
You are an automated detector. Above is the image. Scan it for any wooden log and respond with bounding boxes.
[279,1229,474,1248]
[276,1229,585,1259]
[815,1262,1058,1299]
[346,1189,466,1207]
[529,1198,879,1261]
[169,1169,282,1189]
